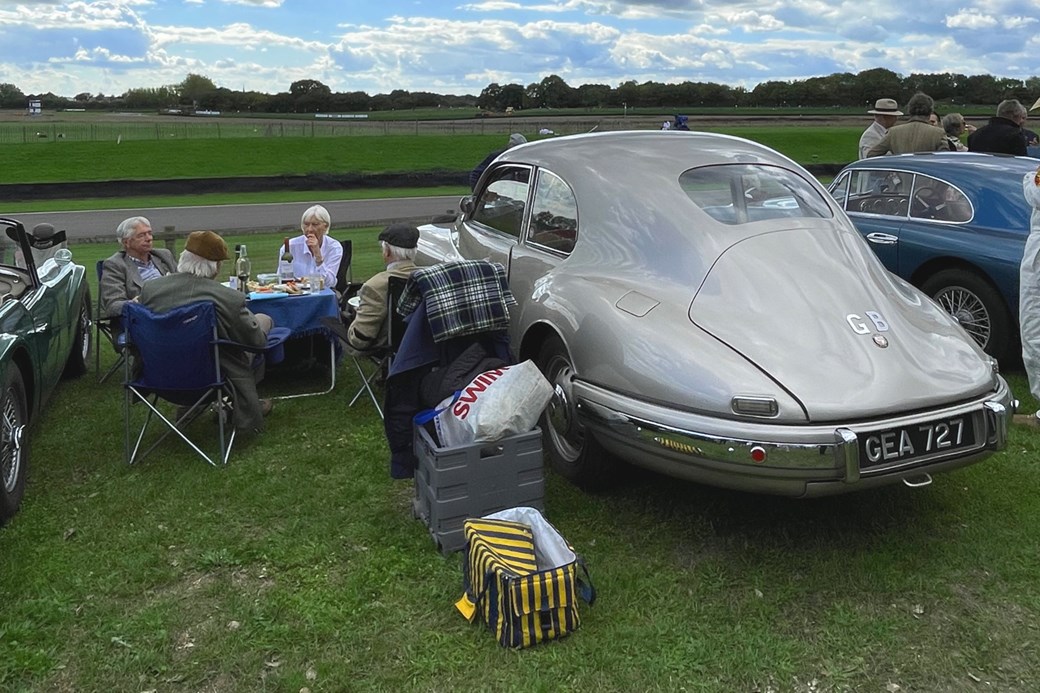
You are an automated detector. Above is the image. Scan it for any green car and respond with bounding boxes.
[0,217,92,525]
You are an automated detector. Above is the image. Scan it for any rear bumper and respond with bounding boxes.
[574,377,1014,498]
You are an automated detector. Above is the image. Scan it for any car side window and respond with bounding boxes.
[681,164,831,225]
[909,176,973,223]
[844,170,911,217]
[829,173,849,206]
[527,169,577,254]
[471,166,531,238]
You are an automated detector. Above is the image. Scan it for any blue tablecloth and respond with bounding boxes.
[248,289,338,338]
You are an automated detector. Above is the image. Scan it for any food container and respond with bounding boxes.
[256,273,279,285]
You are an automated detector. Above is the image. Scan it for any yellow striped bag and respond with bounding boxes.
[455,507,595,648]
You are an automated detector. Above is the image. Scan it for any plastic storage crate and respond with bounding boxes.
[412,424,545,554]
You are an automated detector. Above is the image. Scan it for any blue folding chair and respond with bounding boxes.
[94,260,127,384]
[123,300,289,466]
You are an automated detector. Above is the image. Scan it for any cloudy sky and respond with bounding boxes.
[1,0,1038,98]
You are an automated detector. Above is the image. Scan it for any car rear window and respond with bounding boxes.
[680,164,832,225]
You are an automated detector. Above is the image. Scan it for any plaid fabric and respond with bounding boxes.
[397,260,516,343]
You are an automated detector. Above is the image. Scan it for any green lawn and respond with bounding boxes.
[1,231,1039,691]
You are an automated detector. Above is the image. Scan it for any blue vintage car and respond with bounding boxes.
[828,152,1038,364]
[0,218,92,525]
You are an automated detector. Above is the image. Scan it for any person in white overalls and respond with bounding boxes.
[1018,164,1040,425]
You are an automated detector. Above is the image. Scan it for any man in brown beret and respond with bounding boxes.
[138,230,274,432]
[343,223,419,352]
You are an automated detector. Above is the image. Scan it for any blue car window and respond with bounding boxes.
[680,164,832,225]
[909,177,973,223]
[845,170,911,217]
[527,169,577,254]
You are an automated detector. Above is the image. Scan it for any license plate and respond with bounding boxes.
[859,415,976,469]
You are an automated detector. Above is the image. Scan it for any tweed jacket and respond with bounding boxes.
[346,260,417,351]
[137,273,270,432]
[100,248,177,318]
[865,117,948,157]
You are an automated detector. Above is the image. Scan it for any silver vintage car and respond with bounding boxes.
[416,131,1014,497]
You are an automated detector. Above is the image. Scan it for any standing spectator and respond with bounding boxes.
[968,99,1028,156]
[1017,163,1040,426]
[469,133,526,190]
[941,113,972,151]
[100,216,177,318]
[866,93,947,157]
[858,98,902,159]
[928,111,941,127]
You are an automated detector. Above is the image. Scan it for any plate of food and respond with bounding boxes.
[273,280,310,295]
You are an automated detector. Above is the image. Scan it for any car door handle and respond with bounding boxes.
[865,232,898,245]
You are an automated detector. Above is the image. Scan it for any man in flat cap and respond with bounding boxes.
[344,223,419,352]
[138,230,274,433]
[859,98,902,159]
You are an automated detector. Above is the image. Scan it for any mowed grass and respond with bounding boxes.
[0,228,1039,691]
[0,126,864,188]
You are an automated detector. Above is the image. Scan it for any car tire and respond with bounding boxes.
[0,368,29,526]
[536,335,619,488]
[62,289,92,379]
[920,269,1012,363]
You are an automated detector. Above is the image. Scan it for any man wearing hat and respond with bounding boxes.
[138,230,274,433]
[859,98,903,159]
[344,223,419,351]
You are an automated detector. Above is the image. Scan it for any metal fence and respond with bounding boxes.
[0,116,664,145]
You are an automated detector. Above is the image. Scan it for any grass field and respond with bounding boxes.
[0,127,865,189]
[2,123,1039,690]
[1,229,1039,691]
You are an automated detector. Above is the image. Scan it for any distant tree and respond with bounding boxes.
[962,74,1003,105]
[123,86,177,110]
[0,83,25,109]
[289,79,332,112]
[477,83,503,110]
[576,83,611,108]
[177,73,217,106]
[73,92,92,102]
[851,68,904,108]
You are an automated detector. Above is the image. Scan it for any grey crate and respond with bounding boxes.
[412,424,545,554]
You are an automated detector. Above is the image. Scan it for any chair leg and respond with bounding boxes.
[348,355,384,419]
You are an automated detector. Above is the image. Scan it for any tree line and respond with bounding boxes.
[3,68,1038,115]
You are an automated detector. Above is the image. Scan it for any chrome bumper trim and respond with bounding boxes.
[573,378,1012,487]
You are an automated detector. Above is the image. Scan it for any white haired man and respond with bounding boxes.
[344,223,418,352]
[100,216,177,318]
[138,231,274,433]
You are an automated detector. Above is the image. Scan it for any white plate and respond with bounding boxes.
[347,296,361,309]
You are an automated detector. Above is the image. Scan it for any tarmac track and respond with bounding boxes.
[2,195,463,243]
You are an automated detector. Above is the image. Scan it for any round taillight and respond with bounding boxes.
[750,446,767,463]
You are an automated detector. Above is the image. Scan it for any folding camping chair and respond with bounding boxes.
[94,260,127,384]
[346,275,410,419]
[122,300,289,466]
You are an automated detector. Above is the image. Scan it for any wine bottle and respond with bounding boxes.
[278,237,294,281]
[235,244,251,294]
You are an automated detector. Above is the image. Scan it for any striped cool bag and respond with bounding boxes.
[455,507,595,648]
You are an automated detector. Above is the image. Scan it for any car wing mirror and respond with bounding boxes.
[461,196,475,216]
